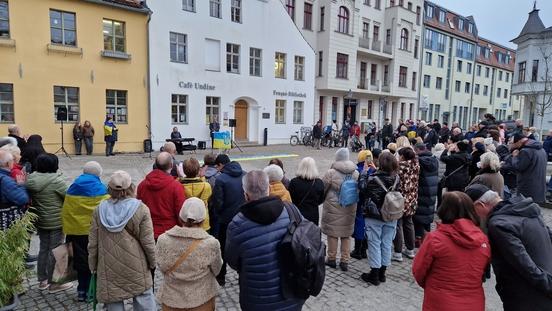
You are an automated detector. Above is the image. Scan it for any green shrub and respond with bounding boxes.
[0,213,36,307]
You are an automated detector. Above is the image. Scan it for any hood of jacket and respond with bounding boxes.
[66,173,107,197]
[164,225,211,240]
[523,139,543,150]
[98,198,142,232]
[141,169,176,191]
[26,172,64,193]
[438,218,488,250]
[488,196,540,220]
[240,196,284,225]
[204,166,218,179]
[331,160,357,174]
[221,161,243,177]
[418,151,439,172]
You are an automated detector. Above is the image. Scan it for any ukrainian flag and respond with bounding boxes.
[62,174,109,235]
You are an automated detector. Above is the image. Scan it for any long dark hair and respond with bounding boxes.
[21,134,46,170]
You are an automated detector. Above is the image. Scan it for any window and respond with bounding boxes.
[400,28,409,50]
[303,2,312,30]
[171,94,187,124]
[275,100,286,124]
[504,89,508,99]
[423,74,430,88]
[425,52,432,65]
[319,6,325,31]
[468,23,473,33]
[385,29,391,44]
[275,52,286,78]
[331,97,338,120]
[465,82,470,93]
[53,86,79,122]
[455,80,461,92]
[497,88,501,97]
[318,51,323,76]
[286,0,295,21]
[103,19,125,52]
[416,6,421,24]
[205,39,220,71]
[407,2,412,10]
[363,22,370,39]
[399,66,407,87]
[467,63,472,74]
[249,48,262,76]
[337,6,349,34]
[424,28,446,52]
[370,64,377,85]
[373,25,380,41]
[532,60,539,82]
[226,43,240,73]
[485,67,490,78]
[50,10,76,46]
[106,90,127,123]
[456,39,475,60]
[170,32,187,63]
[182,0,195,12]
[0,0,9,38]
[412,72,417,91]
[506,72,510,82]
[438,10,445,23]
[293,101,303,124]
[425,5,434,18]
[483,85,488,96]
[231,0,241,23]
[457,60,462,72]
[477,65,481,76]
[436,77,443,89]
[206,97,220,125]
[458,19,464,30]
[336,53,348,79]
[518,62,526,83]
[210,0,221,18]
[294,56,305,80]
[0,83,14,122]
[475,84,480,95]
[383,65,389,86]
[437,55,444,68]
[375,0,381,9]
[414,39,419,58]
[364,0,371,5]
[498,70,503,81]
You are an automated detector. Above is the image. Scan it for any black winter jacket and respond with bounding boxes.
[211,161,246,225]
[359,171,400,221]
[511,140,548,203]
[312,125,322,139]
[414,151,439,225]
[487,196,552,310]
[288,177,324,225]
[440,151,470,191]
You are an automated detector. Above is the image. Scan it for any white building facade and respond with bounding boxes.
[282,0,423,130]
[148,0,315,148]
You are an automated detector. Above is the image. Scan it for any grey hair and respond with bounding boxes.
[243,170,270,201]
[479,152,501,171]
[0,149,14,167]
[263,164,284,183]
[7,125,19,135]
[296,157,319,180]
[0,143,20,158]
[477,190,501,205]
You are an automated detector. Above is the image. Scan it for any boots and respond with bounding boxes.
[379,266,387,283]
[350,239,363,260]
[361,268,381,286]
[361,239,368,258]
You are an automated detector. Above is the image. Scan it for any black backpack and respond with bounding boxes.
[279,203,326,299]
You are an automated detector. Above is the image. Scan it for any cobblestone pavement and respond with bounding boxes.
[16,145,552,310]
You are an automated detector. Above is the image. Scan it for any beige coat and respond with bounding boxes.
[321,161,359,237]
[88,203,156,304]
[156,226,222,309]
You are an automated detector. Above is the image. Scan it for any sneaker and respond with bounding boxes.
[48,282,74,294]
[38,281,50,291]
[325,260,337,269]
[339,262,348,272]
[77,291,86,302]
[403,249,416,259]
[391,252,403,262]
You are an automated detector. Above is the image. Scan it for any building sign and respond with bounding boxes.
[273,90,307,98]
[178,82,216,91]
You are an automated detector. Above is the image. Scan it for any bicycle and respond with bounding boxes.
[290,127,313,146]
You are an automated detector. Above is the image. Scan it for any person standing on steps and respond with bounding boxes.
[103,116,117,157]
[82,121,95,155]
[72,121,83,156]
[209,116,220,150]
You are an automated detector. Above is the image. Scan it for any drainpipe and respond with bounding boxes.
[144,1,152,145]
[468,55,476,125]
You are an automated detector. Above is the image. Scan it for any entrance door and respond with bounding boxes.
[343,99,358,124]
[234,100,248,140]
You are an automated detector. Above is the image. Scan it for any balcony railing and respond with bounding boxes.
[372,40,382,52]
[383,43,392,55]
[359,37,370,49]
[382,84,391,93]
[370,80,380,91]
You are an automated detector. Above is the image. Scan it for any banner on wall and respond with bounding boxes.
[213,131,231,149]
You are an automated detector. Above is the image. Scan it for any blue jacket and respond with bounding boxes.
[226,197,305,311]
[211,161,245,225]
[0,169,29,207]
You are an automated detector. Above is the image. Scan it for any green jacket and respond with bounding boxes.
[26,172,68,230]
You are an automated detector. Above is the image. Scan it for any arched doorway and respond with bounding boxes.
[234,100,248,140]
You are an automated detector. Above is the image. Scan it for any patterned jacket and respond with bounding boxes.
[399,158,420,216]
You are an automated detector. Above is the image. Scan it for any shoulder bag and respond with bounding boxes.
[167,239,202,275]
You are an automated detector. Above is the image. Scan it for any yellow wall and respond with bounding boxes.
[0,0,149,154]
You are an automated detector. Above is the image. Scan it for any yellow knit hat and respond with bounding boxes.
[357,150,373,163]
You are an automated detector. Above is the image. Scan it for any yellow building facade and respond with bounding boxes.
[0,0,150,154]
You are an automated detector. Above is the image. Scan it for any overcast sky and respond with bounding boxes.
[434,0,552,48]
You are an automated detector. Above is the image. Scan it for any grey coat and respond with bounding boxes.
[321,161,359,237]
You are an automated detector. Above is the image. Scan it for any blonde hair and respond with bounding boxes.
[0,144,20,160]
[396,136,411,149]
[479,152,501,171]
[296,157,319,180]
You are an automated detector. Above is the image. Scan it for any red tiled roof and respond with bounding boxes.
[424,11,477,42]
[476,38,516,71]
[101,0,144,9]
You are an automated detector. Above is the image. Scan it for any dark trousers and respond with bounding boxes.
[105,139,114,156]
[84,137,93,155]
[211,133,215,150]
[74,139,82,155]
[393,215,415,252]
[66,235,91,293]
[341,137,349,147]
[37,229,64,283]
[414,221,431,239]
[216,223,229,281]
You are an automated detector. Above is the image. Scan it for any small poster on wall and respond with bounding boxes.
[223,111,229,126]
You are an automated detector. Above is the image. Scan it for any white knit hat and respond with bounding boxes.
[179,197,206,224]
[335,148,350,162]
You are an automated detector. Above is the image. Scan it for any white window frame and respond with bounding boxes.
[293,101,303,124]
[103,19,125,53]
[231,0,241,23]
[49,9,77,46]
[226,43,240,74]
[275,100,286,124]
[54,86,79,122]
[210,0,221,18]
[171,94,188,124]
[0,0,10,38]
[275,52,286,79]
[170,32,187,63]
[294,55,305,81]
[182,0,195,12]
[205,96,220,125]
[249,47,262,77]
[106,89,128,123]
[0,83,14,123]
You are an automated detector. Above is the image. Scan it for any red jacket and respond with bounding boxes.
[412,219,491,311]
[137,169,186,239]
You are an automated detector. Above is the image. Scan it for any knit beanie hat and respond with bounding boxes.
[335,148,350,162]
[83,161,103,177]
[357,150,373,163]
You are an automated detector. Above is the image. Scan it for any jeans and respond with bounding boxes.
[37,229,64,282]
[84,137,93,155]
[314,138,321,149]
[66,235,91,293]
[74,139,82,155]
[105,140,114,156]
[393,215,415,252]
[216,223,228,281]
[341,137,349,148]
[365,218,397,268]
[326,236,351,263]
[104,288,156,311]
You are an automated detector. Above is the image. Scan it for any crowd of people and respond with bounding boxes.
[0,112,552,311]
